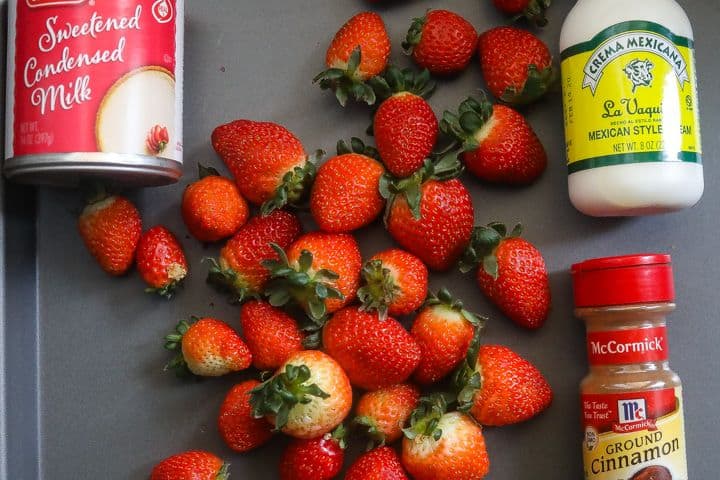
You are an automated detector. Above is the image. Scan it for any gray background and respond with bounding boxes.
[2,0,720,478]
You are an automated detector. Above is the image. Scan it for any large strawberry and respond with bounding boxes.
[492,0,551,27]
[345,446,409,480]
[460,222,550,329]
[322,306,421,391]
[211,120,321,213]
[206,210,302,303]
[441,95,547,185]
[218,380,274,452]
[136,226,188,299]
[310,138,385,233]
[314,12,391,106]
[354,383,420,446]
[150,451,229,480]
[251,350,353,439]
[477,26,556,105]
[78,195,142,276]
[403,10,478,76]
[240,300,304,371]
[279,425,347,480]
[382,155,474,271]
[164,317,252,377]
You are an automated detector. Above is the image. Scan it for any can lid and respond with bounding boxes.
[571,254,674,307]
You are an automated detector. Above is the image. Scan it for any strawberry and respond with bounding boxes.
[206,210,302,303]
[240,300,304,371]
[403,10,478,76]
[310,138,385,233]
[77,195,142,276]
[314,12,391,106]
[402,395,490,480]
[459,222,550,329]
[382,155,474,271]
[150,451,229,480]
[411,289,485,386]
[135,226,188,299]
[182,164,249,243]
[441,95,547,185]
[354,383,420,445]
[477,26,556,105]
[492,0,551,27]
[371,66,437,178]
[164,317,252,377]
[358,249,428,320]
[211,120,321,213]
[279,425,347,480]
[455,344,553,426]
[322,306,421,391]
[251,350,353,439]
[345,446,409,480]
[218,380,274,452]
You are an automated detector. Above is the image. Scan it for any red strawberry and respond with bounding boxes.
[354,383,420,445]
[460,223,550,329]
[310,139,385,233]
[207,210,302,303]
[402,396,490,480]
[251,350,353,439]
[411,289,485,386]
[146,124,169,155]
[345,446,409,480]
[279,425,347,480]
[218,380,274,452]
[383,156,474,271]
[358,248,428,320]
[477,26,556,105]
[77,195,142,276]
[442,95,547,185]
[135,226,188,298]
[164,317,252,377]
[240,300,304,371]
[211,120,320,212]
[492,0,551,27]
[403,10,478,76]
[314,12,391,106]
[456,344,553,426]
[150,451,229,480]
[322,306,421,391]
[182,164,249,243]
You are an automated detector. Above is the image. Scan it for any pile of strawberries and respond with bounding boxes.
[77,1,558,479]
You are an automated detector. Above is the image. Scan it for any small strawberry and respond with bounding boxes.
[358,249,428,320]
[459,222,550,329]
[402,395,490,480]
[455,344,553,426]
[279,425,347,480]
[206,210,302,303]
[240,300,304,371]
[310,138,385,233]
[135,226,188,299]
[251,350,353,439]
[164,317,252,377]
[182,164,249,243]
[77,195,142,276]
[477,26,556,105]
[150,451,229,480]
[322,306,421,391]
[492,0,551,27]
[411,289,485,386]
[146,125,170,155]
[354,383,420,445]
[345,446,409,480]
[370,66,437,178]
[218,380,274,452]
[441,95,547,185]
[403,10,478,76]
[382,155,474,271]
[212,120,321,213]
[314,12,391,106]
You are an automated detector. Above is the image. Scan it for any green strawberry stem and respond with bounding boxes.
[198,163,221,179]
[357,259,400,321]
[145,277,184,300]
[453,325,485,412]
[205,257,257,304]
[513,0,552,28]
[403,393,455,441]
[330,423,349,450]
[458,222,523,277]
[313,47,378,106]
[401,13,428,55]
[425,288,488,328]
[353,415,387,449]
[501,63,558,106]
[163,317,198,377]
[261,151,322,216]
[369,65,436,101]
[440,94,494,152]
[337,137,380,160]
[215,463,231,480]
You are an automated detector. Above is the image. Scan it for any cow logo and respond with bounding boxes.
[624,59,654,92]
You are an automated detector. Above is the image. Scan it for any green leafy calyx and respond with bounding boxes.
[453,326,484,412]
[337,137,380,160]
[501,63,558,106]
[403,393,454,441]
[163,317,198,377]
[369,65,435,101]
[458,222,523,277]
[401,13,428,54]
[261,152,321,216]
[425,288,488,328]
[198,163,221,179]
[514,0,551,28]
[357,259,399,321]
[440,94,494,152]
[205,257,257,304]
[313,46,378,107]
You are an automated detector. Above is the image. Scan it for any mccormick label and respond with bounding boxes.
[587,326,669,366]
[561,21,701,174]
[5,0,183,161]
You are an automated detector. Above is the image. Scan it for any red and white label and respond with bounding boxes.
[6,0,183,160]
[582,389,678,434]
[587,326,669,365]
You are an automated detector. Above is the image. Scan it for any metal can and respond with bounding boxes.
[4,0,184,187]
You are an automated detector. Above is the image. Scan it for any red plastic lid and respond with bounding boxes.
[571,254,675,307]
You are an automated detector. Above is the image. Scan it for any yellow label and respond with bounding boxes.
[561,21,701,174]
